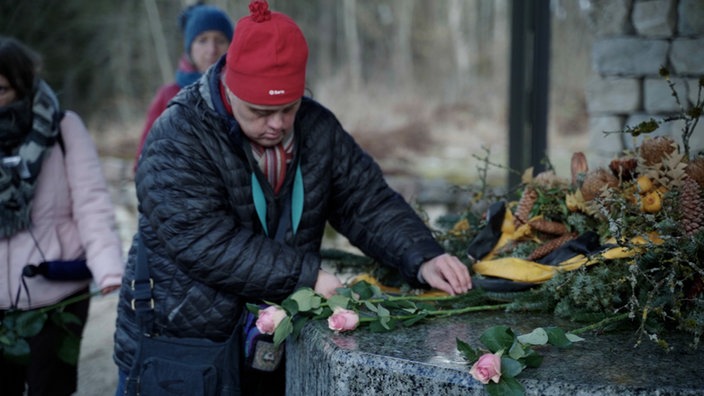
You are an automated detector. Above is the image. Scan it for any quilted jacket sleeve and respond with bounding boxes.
[62,111,124,288]
[324,122,445,287]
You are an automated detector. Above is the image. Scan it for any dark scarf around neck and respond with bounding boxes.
[0,80,61,238]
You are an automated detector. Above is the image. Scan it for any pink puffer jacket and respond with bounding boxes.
[0,111,124,310]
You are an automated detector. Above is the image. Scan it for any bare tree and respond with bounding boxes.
[145,0,174,85]
[391,0,415,85]
[343,0,362,91]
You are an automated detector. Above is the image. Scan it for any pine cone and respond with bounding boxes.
[686,276,704,300]
[529,219,569,235]
[685,157,704,189]
[571,152,589,187]
[580,168,619,201]
[514,186,538,228]
[527,233,577,261]
[639,136,677,166]
[609,156,638,181]
[680,178,704,236]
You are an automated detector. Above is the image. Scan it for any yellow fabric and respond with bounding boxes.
[472,228,664,284]
[349,273,449,297]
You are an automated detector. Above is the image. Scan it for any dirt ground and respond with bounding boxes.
[76,292,119,395]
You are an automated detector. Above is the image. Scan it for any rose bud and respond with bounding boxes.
[256,306,287,335]
[469,352,502,384]
[327,307,359,332]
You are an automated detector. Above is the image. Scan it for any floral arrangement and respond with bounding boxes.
[453,73,704,350]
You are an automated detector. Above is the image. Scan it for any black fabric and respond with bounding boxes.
[0,287,90,396]
[124,236,241,396]
[537,231,606,266]
[466,201,506,261]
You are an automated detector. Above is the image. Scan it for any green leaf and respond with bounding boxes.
[368,320,389,333]
[456,338,480,362]
[290,288,317,312]
[522,349,543,368]
[281,299,299,315]
[508,340,526,360]
[273,316,293,347]
[291,315,309,337]
[401,312,427,327]
[2,338,31,365]
[56,333,81,366]
[14,310,47,338]
[486,376,525,396]
[544,327,573,348]
[500,356,524,378]
[480,325,515,353]
[566,333,585,343]
[351,281,381,300]
[363,301,378,313]
[516,327,548,346]
[51,311,82,328]
[246,303,261,315]
[327,295,351,310]
[0,334,14,346]
[376,304,390,318]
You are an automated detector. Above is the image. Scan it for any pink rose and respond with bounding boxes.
[327,307,359,332]
[469,353,502,384]
[256,306,287,335]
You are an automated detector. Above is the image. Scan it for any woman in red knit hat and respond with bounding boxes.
[115,1,471,395]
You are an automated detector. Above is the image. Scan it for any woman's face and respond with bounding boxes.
[0,74,17,107]
[190,31,230,73]
[225,87,301,148]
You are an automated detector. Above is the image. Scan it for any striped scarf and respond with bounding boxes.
[250,131,295,194]
[0,80,61,238]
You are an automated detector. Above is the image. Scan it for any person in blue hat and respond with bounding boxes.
[134,2,233,171]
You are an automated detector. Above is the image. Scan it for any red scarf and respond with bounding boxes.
[250,133,294,194]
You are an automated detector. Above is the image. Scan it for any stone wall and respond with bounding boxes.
[585,0,704,167]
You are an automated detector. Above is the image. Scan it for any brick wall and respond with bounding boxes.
[585,0,704,167]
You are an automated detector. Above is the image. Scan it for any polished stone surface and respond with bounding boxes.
[286,311,704,395]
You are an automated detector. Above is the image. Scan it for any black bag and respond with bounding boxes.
[124,238,241,396]
[126,330,240,395]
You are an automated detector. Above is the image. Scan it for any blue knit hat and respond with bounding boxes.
[182,5,234,55]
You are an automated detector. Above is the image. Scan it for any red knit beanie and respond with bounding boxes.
[225,0,308,105]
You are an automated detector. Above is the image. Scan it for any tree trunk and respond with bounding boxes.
[144,0,173,85]
[343,0,362,91]
[391,0,415,86]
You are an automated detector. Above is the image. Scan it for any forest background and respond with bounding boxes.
[0,2,611,393]
[0,0,594,187]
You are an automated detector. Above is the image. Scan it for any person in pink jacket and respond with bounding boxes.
[133,3,234,171]
[0,36,124,396]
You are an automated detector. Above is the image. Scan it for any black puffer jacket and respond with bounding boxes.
[113,59,444,370]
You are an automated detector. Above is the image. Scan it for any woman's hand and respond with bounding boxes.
[100,285,120,295]
[314,269,343,298]
[419,253,472,295]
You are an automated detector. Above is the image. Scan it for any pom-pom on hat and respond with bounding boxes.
[182,5,234,56]
[225,0,308,105]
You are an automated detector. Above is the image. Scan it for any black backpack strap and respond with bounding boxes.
[55,110,66,154]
